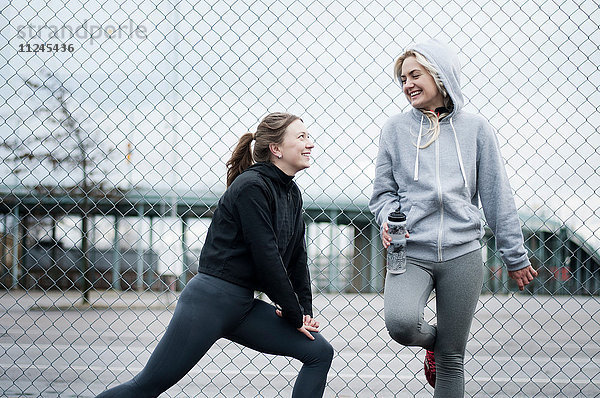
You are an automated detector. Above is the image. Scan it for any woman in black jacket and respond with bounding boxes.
[96,112,333,398]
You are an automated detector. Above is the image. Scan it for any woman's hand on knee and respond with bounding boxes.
[303,314,319,331]
[276,309,318,340]
[297,325,316,340]
[300,316,319,340]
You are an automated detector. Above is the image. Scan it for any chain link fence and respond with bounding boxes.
[1,0,599,396]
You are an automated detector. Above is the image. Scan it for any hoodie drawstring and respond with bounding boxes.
[413,114,424,182]
[450,117,468,188]
[413,115,468,189]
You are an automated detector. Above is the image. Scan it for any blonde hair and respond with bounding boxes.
[226,112,301,187]
[394,50,453,148]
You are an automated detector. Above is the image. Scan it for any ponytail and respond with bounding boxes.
[226,132,254,187]
[226,112,301,187]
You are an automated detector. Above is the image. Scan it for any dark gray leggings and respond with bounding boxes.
[384,249,484,397]
[96,273,333,398]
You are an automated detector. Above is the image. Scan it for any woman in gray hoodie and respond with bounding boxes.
[369,39,537,396]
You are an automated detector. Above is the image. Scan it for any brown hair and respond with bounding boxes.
[226,112,301,187]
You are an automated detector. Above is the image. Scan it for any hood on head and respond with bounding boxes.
[408,39,464,114]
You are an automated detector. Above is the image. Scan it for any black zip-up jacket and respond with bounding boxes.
[198,162,312,328]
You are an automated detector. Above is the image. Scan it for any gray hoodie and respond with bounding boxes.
[369,39,530,271]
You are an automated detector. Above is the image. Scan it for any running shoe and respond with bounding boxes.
[424,349,436,388]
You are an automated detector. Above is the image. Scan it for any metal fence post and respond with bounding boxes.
[136,205,145,291]
[112,214,121,290]
[179,216,188,290]
[369,220,384,293]
[11,206,20,290]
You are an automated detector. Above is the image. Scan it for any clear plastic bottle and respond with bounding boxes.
[387,208,407,274]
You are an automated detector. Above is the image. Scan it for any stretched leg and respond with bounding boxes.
[384,259,436,350]
[433,250,484,397]
[96,274,253,398]
[226,299,333,398]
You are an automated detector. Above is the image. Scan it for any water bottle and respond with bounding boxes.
[387,208,407,274]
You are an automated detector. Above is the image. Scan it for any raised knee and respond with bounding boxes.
[385,316,421,346]
[319,339,334,365]
[297,333,334,368]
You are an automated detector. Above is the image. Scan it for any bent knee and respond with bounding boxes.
[306,336,334,366]
[387,326,422,347]
[318,338,334,364]
[385,316,423,346]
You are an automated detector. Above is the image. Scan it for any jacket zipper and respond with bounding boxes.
[435,138,443,261]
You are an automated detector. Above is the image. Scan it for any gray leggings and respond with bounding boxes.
[96,273,333,398]
[384,249,483,397]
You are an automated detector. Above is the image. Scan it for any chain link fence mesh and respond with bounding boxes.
[1,0,599,396]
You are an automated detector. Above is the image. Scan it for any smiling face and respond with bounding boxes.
[400,56,445,111]
[270,119,314,176]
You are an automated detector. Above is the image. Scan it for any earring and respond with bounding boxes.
[277,155,282,159]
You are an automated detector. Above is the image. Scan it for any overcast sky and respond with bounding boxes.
[2,0,599,252]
